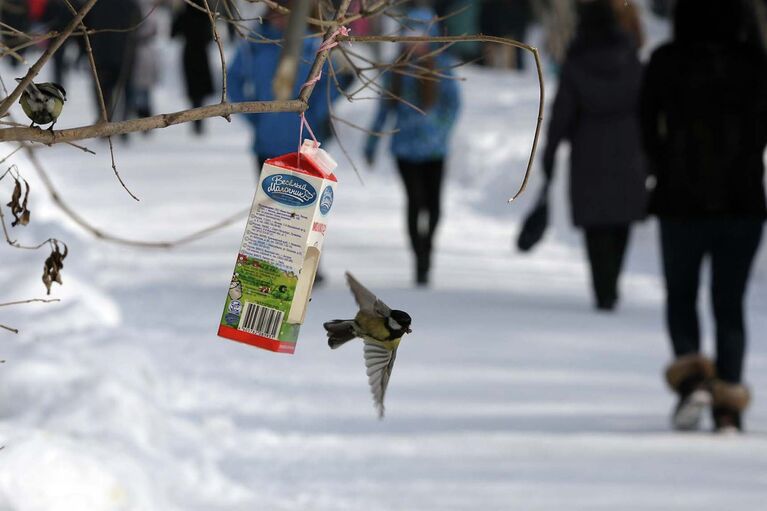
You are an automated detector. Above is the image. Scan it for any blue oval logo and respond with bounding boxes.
[262,174,317,208]
[319,186,334,215]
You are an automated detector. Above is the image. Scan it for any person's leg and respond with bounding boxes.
[422,159,445,278]
[660,218,712,430]
[608,224,631,306]
[396,159,427,283]
[584,226,617,310]
[660,219,707,357]
[710,219,763,383]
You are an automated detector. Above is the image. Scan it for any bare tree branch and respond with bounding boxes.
[201,0,231,117]
[273,0,312,101]
[342,34,545,202]
[0,100,306,144]
[0,298,61,307]
[23,142,249,249]
[0,298,61,334]
[298,0,353,104]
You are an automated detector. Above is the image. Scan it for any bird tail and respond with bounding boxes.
[324,320,357,349]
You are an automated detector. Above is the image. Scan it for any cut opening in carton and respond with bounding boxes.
[288,246,320,324]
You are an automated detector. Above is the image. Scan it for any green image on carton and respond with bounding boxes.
[220,255,299,343]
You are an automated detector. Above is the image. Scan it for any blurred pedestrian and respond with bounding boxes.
[540,0,646,310]
[85,0,141,122]
[535,0,577,70]
[610,0,644,49]
[364,7,461,286]
[38,0,76,87]
[480,0,534,70]
[0,0,30,68]
[172,0,214,135]
[641,0,767,433]
[130,0,160,121]
[228,1,352,172]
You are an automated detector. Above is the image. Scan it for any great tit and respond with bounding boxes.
[16,79,66,129]
[324,272,412,418]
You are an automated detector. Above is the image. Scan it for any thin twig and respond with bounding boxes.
[250,0,391,28]
[201,0,231,120]
[0,298,61,334]
[298,0,354,104]
[23,142,250,249]
[61,0,139,201]
[342,34,545,202]
[0,298,61,307]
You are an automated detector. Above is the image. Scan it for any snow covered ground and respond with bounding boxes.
[1,6,767,510]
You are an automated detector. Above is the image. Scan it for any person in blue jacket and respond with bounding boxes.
[228,3,352,172]
[364,7,461,286]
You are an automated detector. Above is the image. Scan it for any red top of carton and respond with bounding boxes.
[266,152,337,182]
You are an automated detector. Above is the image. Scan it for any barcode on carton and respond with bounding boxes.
[239,302,284,339]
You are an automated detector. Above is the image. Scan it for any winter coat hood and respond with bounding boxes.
[673,0,744,44]
[567,31,639,117]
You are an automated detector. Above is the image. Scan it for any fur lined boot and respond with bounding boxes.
[665,354,716,431]
[711,380,751,433]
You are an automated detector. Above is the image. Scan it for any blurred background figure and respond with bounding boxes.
[641,0,767,433]
[610,0,644,49]
[744,0,767,55]
[85,0,141,123]
[480,0,534,70]
[0,0,30,68]
[130,0,161,121]
[533,0,577,71]
[228,0,352,173]
[34,0,75,86]
[649,0,675,18]
[539,0,646,311]
[364,7,460,286]
[434,0,482,63]
[172,0,214,135]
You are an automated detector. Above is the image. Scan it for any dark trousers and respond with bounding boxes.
[660,218,763,383]
[584,225,630,309]
[396,158,444,278]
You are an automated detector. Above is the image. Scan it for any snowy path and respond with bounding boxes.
[1,37,767,511]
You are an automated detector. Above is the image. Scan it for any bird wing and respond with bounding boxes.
[346,272,391,318]
[364,340,397,418]
[37,83,66,102]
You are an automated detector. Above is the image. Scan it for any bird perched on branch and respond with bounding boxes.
[324,272,412,418]
[16,79,66,129]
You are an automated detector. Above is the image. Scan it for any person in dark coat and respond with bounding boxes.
[85,0,141,122]
[640,0,767,433]
[541,0,646,310]
[172,0,214,134]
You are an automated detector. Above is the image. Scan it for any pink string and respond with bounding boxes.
[297,26,350,156]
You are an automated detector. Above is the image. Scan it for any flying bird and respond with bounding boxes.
[324,272,412,418]
[16,79,66,129]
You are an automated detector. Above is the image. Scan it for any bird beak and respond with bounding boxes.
[406,327,412,334]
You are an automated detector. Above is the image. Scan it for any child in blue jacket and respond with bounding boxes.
[228,8,351,171]
[364,7,461,285]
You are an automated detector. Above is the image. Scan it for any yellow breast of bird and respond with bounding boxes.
[50,98,64,118]
[355,311,391,341]
[20,97,34,118]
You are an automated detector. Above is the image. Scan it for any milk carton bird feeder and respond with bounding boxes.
[218,141,337,354]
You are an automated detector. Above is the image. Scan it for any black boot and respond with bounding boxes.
[665,354,716,431]
[711,380,750,433]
